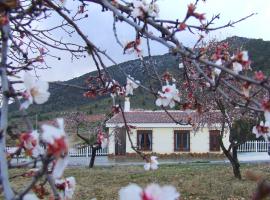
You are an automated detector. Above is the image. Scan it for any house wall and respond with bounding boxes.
[108,126,230,155]
[190,128,209,153]
[108,128,115,154]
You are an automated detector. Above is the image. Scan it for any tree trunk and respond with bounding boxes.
[219,137,242,179]
[89,145,100,168]
[231,145,241,179]
[215,100,242,179]
[222,147,241,179]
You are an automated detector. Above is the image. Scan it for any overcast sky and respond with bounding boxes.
[34,0,270,82]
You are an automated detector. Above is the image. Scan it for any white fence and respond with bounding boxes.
[6,146,108,158]
[69,146,108,157]
[237,141,269,152]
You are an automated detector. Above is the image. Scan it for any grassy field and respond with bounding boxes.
[5,163,270,200]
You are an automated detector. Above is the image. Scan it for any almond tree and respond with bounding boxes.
[65,111,108,168]
[0,0,269,199]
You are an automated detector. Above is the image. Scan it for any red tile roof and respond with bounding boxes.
[106,111,223,124]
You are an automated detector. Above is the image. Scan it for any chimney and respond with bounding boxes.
[124,97,130,112]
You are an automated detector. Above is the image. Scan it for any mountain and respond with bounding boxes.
[9,36,270,121]
[225,36,270,73]
[9,53,179,121]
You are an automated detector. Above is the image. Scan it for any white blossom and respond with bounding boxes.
[242,85,250,98]
[56,176,76,200]
[265,111,270,122]
[32,144,45,158]
[42,118,65,145]
[232,62,243,74]
[126,76,140,96]
[97,131,109,149]
[241,50,249,62]
[21,131,38,150]
[155,84,180,108]
[252,121,270,141]
[131,0,159,18]
[144,184,180,200]
[178,63,184,69]
[119,184,142,200]
[23,193,39,200]
[20,131,44,158]
[65,176,76,199]
[6,147,18,154]
[53,157,69,179]
[147,2,159,17]
[214,59,222,76]
[21,72,50,109]
[131,0,147,18]
[144,156,159,171]
[42,118,68,178]
[101,138,109,149]
[119,183,180,200]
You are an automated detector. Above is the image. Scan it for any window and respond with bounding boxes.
[137,130,152,151]
[174,130,190,151]
[209,130,220,151]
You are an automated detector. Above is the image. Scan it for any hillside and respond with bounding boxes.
[225,36,270,73]
[9,36,270,121]
[9,53,179,121]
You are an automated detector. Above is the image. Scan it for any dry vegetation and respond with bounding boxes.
[4,163,270,200]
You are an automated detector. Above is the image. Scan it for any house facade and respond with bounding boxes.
[106,99,230,155]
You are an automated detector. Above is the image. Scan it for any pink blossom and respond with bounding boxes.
[178,23,187,31]
[123,38,142,57]
[187,3,196,15]
[254,71,265,81]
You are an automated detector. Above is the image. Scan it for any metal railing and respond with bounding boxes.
[6,146,108,158]
[237,141,268,152]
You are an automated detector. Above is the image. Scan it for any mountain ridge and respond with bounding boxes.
[9,36,270,121]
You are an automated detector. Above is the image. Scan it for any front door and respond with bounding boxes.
[210,130,220,151]
[115,128,126,155]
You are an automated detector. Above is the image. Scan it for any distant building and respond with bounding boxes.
[106,98,230,155]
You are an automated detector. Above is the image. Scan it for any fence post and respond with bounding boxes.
[86,146,89,158]
[255,140,258,152]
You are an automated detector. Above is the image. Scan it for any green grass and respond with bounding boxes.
[4,163,270,200]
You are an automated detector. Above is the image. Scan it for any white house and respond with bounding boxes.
[106,98,230,156]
